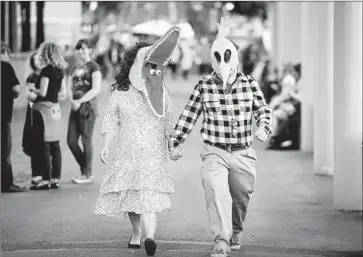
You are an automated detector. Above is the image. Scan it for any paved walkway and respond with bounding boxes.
[1,76,362,257]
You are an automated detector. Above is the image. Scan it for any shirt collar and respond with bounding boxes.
[210,71,247,86]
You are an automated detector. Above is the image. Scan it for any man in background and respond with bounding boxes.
[1,41,26,193]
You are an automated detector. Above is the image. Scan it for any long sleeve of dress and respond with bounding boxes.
[164,91,174,142]
[101,91,120,137]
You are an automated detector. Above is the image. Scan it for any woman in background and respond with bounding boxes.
[22,53,41,185]
[29,42,67,190]
[66,39,102,185]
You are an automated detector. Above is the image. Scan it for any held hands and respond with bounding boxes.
[169,145,183,161]
[100,146,109,164]
[254,127,269,142]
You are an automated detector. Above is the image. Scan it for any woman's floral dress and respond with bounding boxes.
[94,85,174,218]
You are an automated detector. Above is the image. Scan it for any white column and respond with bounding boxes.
[270,2,279,65]
[4,1,9,44]
[313,2,334,176]
[333,2,363,210]
[275,2,302,67]
[300,2,315,152]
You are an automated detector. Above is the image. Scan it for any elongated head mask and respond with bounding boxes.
[129,26,181,116]
[210,17,239,89]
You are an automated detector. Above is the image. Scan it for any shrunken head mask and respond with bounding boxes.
[210,17,239,89]
[129,26,181,116]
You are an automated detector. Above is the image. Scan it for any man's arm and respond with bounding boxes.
[8,63,21,98]
[248,75,273,135]
[170,80,204,147]
[77,70,102,104]
[12,84,21,98]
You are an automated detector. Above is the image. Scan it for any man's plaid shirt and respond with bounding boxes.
[170,72,273,147]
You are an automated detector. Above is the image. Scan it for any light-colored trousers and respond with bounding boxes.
[200,142,257,249]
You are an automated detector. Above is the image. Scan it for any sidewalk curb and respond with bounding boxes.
[2,240,362,257]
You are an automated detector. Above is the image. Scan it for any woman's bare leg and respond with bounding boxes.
[141,213,158,239]
[128,212,142,244]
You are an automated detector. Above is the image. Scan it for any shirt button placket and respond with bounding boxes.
[226,95,236,138]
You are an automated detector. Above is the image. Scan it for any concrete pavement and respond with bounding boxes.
[1,75,362,257]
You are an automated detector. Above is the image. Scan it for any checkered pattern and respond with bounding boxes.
[170,72,273,147]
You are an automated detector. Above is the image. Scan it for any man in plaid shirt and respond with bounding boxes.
[168,18,273,257]
[170,72,272,147]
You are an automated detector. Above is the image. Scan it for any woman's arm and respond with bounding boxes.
[164,91,173,142]
[102,132,114,149]
[77,71,102,103]
[30,77,49,98]
[67,76,74,101]
[57,78,67,102]
[100,131,114,164]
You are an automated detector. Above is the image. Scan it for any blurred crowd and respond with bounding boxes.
[260,61,302,150]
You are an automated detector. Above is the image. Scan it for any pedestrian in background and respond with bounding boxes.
[63,44,79,82]
[168,44,182,79]
[67,39,101,184]
[1,41,25,193]
[179,39,194,80]
[29,42,68,190]
[22,52,41,185]
[197,37,213,75]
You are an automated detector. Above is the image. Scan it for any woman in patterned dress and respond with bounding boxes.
[94,27,182,256]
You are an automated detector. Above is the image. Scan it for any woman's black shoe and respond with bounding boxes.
[128,236,141,249]
[144,238,157,256]
[30,180,50,190]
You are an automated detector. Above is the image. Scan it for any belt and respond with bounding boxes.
[204,141,249,152]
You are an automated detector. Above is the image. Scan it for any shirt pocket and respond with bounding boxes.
[203,94,222,116]
[237,91,253,113]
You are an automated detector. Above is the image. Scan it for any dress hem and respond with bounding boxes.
[93,208,171,219]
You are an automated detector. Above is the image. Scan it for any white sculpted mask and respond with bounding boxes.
[210,17,239,89]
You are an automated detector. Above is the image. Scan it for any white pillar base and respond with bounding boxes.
[314,166,334,177]
[300,2,315,153]
[312,2,334,177]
